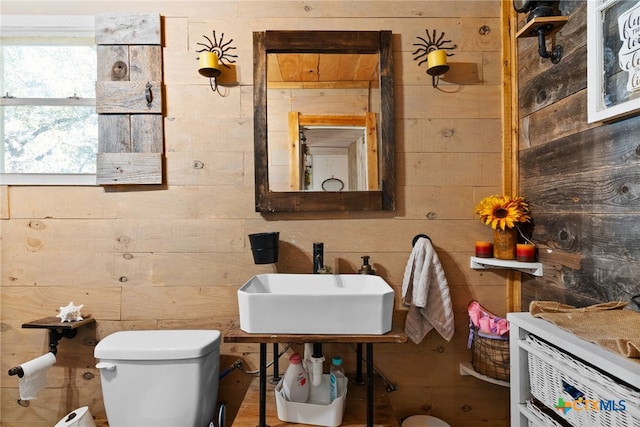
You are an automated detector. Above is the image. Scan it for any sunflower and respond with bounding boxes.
[474,195,531,230]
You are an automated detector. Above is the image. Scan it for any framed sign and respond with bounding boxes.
[588,0,640,123]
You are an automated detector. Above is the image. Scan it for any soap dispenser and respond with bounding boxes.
[358,255,375,275]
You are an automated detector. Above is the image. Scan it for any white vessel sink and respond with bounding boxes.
[237,274,395,334]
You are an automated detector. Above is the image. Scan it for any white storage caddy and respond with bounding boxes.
[275,374,348,427]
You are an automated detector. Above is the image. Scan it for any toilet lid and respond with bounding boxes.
[402,415,451,427]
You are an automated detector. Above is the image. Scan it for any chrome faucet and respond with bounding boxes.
[313,242,324,274]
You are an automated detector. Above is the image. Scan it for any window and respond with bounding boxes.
[0,15,97,185]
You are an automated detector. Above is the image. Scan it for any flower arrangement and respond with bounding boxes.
[474,195,531,231]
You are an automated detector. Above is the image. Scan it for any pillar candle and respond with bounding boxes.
[198,51,221,78]
[475,241,493,258]
[516,244,536,262]
[199,51,219,70]
[427,49,447,68]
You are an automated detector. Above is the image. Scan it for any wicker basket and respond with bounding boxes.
[470,327,510,382]
[526,399,569,427]
[524,334,640,427]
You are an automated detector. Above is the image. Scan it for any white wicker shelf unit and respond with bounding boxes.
[507,312,640,427]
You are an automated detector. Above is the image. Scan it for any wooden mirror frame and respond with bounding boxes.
[253,30,395,212]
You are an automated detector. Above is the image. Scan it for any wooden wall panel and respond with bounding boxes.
[1,2,508,426]
[515,1,640,309]
[1,252,130,287]
[0,186,10,219]
[165,151,245,186]
[7,187,117,219]
[400,118,502,153]
[400,153,502,187]
[398,84,501,119]
[121,284,239,320]
[163,117,254,153]
[1,219,245,253]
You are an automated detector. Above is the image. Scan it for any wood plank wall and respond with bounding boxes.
[0,1,509,426]
[516,1,640,309]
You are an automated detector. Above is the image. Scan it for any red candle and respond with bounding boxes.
[475,241,493,258]
[516,243,536,262]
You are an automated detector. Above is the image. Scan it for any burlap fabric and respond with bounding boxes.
[529,301,640,361]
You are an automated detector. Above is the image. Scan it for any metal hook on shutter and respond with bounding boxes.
[145,82,153,107]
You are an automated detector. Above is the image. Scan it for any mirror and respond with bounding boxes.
[290,113,377,192]
[254,30,395,212]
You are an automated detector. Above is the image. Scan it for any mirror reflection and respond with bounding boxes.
[299,123,368,192]
[253,30,395,212]
[267,53,381,192]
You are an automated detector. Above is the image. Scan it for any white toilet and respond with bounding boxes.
[402,415,451,427]
[94,330,221,427]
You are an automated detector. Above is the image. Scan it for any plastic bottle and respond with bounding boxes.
[329,356,346,402]
[303,343,313,381]
[282,353,310,403]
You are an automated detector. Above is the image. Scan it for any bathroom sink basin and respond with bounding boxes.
[237,274,395,334]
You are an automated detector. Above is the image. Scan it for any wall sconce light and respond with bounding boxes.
[196,31,237,94]
[413,30,457,88]
[513,0,568,64]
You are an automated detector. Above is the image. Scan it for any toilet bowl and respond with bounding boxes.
[402,415,451,427]
[94,330,221,427]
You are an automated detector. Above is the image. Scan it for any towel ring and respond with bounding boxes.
[412,234,431,247]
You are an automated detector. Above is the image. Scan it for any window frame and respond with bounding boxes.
[0,15,97,186]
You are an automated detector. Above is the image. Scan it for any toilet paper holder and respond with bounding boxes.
[8,365,26,378]
[8,315,95,377]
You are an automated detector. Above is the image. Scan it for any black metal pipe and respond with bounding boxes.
[271,343,281,383]
[259,343,267,427]
[354,343,364,384]
[537,30,550,59]
[366,343,374,427]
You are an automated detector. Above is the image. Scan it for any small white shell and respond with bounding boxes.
[56,302,84,322]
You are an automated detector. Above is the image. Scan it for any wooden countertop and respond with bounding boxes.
[223,323,408,344]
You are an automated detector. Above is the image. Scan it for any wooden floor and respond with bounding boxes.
[232,375,400,427]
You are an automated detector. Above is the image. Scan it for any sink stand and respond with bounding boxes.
[224,325,407,427]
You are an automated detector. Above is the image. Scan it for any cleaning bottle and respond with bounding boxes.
[329,356,345,402]
[282,353,310,403]
[303,343,314,382]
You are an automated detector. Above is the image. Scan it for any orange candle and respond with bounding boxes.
[516,243,536,262]
[475,241,493,258]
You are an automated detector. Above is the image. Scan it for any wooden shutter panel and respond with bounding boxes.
[95,13,164,185]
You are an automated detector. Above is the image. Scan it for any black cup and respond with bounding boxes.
[248,232,279,264]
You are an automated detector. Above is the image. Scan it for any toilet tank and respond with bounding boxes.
[95,330,221,427]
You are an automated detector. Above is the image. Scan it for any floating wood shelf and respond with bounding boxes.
[22,316,95,330]
[9,316,96,377]
[22,315,95,354]
[516,16,568,39]
[470,257,543,276]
